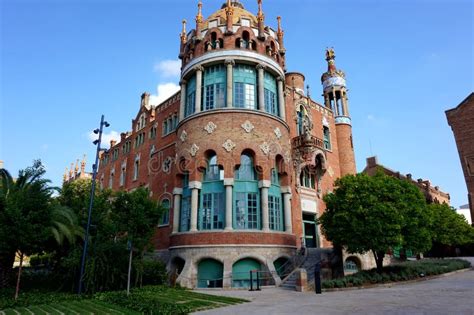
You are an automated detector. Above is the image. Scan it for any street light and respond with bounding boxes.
[78,114,109,295]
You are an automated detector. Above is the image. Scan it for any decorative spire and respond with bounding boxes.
[326,47,337,73]
[225,0,234,34]
[180,19,187,44]
[74,159,79,175]
[257,0,265,38]
[63,167,68,182]
[69,163,74,178]
[81,154,86,174]
[195,1,203,38]
[277,16,285,52]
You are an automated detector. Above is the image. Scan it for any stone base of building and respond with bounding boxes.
[155,245,296,289]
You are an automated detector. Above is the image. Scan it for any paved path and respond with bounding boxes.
[195,260,474,315]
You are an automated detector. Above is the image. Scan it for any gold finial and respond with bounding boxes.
[196,1,203,23]
[326,47,336,61]
[180,19,187,44]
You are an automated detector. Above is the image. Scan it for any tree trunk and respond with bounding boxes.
[0,251,15,289]
[330,245,345,279]
[14,252,23,300]
[127,247,133,296]
[372,250,385,274]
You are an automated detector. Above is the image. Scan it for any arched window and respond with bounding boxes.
[300,166,316,189]
[160,199,170,225]
[200,153,224,230]
[198,259,223,288]
[185,74,196,117]
[232,258,261,288]
[204,65,226,110]
[323,126,331,150]
[269,168,283,231]
[264,71,279,116]
[234,64,256,109]
[242,31,250,48]
[234,153,260,230]
[180,173,191,232]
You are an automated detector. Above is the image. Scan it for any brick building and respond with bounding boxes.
[446,92,474,225]
[363,156,450,205]
[63,155,92,184]
[96,0,356,288]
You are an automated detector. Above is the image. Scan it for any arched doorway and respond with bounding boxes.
[197,258,223,288]
[273,257,290,278]
[232,258,261,288]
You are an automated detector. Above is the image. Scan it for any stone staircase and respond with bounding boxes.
[280,270,298,290]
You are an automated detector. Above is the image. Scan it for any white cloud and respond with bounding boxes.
[153,59,181,78]
[149,82,180,106]
[88,130,121,148]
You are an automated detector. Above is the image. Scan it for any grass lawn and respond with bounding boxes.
[0,286,248,314]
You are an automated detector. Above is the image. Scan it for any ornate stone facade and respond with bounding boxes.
[96,0,357,289]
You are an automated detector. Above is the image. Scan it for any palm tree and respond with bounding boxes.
[0,160,62,298]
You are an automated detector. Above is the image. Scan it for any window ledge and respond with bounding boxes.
[158,223,170,228]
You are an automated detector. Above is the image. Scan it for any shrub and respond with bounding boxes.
[141,260,168,286]
[321,259,470,289]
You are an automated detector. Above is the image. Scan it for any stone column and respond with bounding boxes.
[259,180,271,232]
[332,88,337,115]
[281,186,292,233]
[225,59,234,108]
[179,80,187,120]
[194,66,204,114]
[224,178,234,230]
[342,90,349,116]
[277,76,285,120]
[172,188,183,233]
[257,64,265,111]
[189,181,202,232]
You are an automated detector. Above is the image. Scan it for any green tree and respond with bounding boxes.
[429,203,474,251]
[319,171,432,273]
[0,161,55,297]
[111,188,162,290]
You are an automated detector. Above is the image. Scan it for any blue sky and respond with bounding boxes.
[1,0,472,207]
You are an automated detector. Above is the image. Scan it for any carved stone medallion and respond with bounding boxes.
[241,120,255,133]
[204,121,217,134]
[190,144,199,157]
[222,139,236,152]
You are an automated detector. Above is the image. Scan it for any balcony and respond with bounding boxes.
[291,134,325,152]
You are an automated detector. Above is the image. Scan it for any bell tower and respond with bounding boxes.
[321,48,356,176]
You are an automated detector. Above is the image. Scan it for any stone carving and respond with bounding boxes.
[204,121,217,134]
[222,139,236,152]
[190,144,199,157]
[260,142,271,155]
[241,120,255,133]
[180,130,187,142]
[274,127,282,139]
[322,116,329,127]
[162,157,173,174]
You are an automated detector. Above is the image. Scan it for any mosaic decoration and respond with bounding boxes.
[241,120,255,133]
[222,139,236,152]
[260,142,271,155]
[274,127,282,139]
[204,121,217,134]
[180,130,187,142]
[190,144,199,157]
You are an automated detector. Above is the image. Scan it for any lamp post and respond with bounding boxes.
[78,114,110,295]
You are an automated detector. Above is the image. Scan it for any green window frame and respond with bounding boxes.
[234,153,260,230]
[269,168,283,231]
[264,72,279,116]
[180,174,191,232]
[234,64,256,109]
[323,126,331,150]
[204,65,226,110]
[160,199,170,226]
[185,75,196,117]
[199,155,225,230]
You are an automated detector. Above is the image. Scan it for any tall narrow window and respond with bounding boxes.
[300,166,316,189]
[234,65,256,109]
[234,153,260,230]
[204,65,226,110]
[133,159,139,181]
[120,166,126,186]
[180,174,191,232]
[185,75,196,117]
[297,108,304,136]
[160,199,170,225]
[269,168,283,231]
[323,126,331,150]
[109,171,114,189]
[264,72,279,116]
[200,153,224,230]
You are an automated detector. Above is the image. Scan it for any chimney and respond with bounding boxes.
[110,140,117,148]
[406,173,412,180]
[141,92,150,108]
[366,156,378,168]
